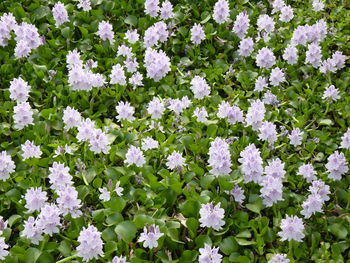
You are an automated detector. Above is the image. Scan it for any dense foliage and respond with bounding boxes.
[0,0,349,262]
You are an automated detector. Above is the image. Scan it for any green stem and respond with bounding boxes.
[288,240,294,258]
[56,255,78,263]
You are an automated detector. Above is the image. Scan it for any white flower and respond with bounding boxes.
[99,187,111,202]
[125,146,146,167]
[199,202,225,231]
[166,151,185,170]
[21,140,42,160]
[115,181,124,197]
[138,224,163,249]
[77,225,104,261]
[141,137,159,151]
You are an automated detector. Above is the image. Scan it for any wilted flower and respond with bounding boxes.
[166,151,185,170]
[24,187,47,212]
[298,164,317,182]
[199,202,225,230]
[77,225,104,261]
[199,244,222,263]
[191,23,205,45]
[138,224,163,249]
[278,215,305,242]
[326,151,348,181]
[213,0,230,24]
[208,138,232,176]
[125,146,146,167]
[52,2,69,27]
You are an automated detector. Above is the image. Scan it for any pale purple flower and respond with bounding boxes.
[145,0,160,17]
[0,13,17,47]
[48,162,73,190]
[160,1,173,20]
[259,121,278,144]
[298,164,317,182]
[144,26,159,47]
[66,49,82,69]
[124,57,139,73]
[288,128,303,146]
[77,118,95,142]
[233,12,250,39]
[77,225,104,261]
[13,102,34,130]
[194,107,208,123]
[269,67,285,87]
[199,202,225,231]
[115,181,124,197]
[21,140,42,160]
[110,64,126,86]
[199,244,222,263]
[257,15,275,34]
[331,51,346,70]
[301,194,324,218]
[217,101,244,124]
[125,29,139,44]
[116,101,135,122]
[147,97,165,119]
[144,48,171,81]
[63,106,82,130]
[322,85,340,101]
[263,91,279,106]
[37,204,61,236]
[305,43,322,68]
[326,151,348,181]
[168,96,191,115]
[24,187,48,212]
[239,144,264,183]
[22,216,43,245]
[260,175,284,207]
[230,185,245,205]
[190,76,211,99]
[77,0,91,11]
[129,72,143,87]
[52,2,69,27]
[340,128,350,150]
[9,77,30,102]
[208,138,232,176]
[0,151,15,181]
[191,23,205,45]
[268,254,290,263]
[138,224,163,249]
[254,76,268,92]
[99,187,110,202]
[13,22,41,58]
[246,99,265,130]
[141,137,159,151]
[57,185,82,218]
[312,0,324,11]
[238,37,254,57]
[319,58,337,74]
[0,237,8,260]
[112,256,129,263]
[89,129,111,154]
[117,44,133,57]
[256,47,276,69]
[309,179,330,202]
[279,6,294,22]
[125,146,145,167]
[166,151,185,170]
[213,0,230,24]
[283,45,298,65]
[265,158,286,179]
[278,215,305,242]
[271,0,285,13]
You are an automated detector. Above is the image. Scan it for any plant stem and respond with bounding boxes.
[56,255,78,263]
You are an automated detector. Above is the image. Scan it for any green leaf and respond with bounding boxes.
[125,15,137,26]
[328,223,348,239]
[25,248,41,263]
[114,221,137,243]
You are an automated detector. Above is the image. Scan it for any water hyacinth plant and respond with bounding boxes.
[0,0,349,262]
